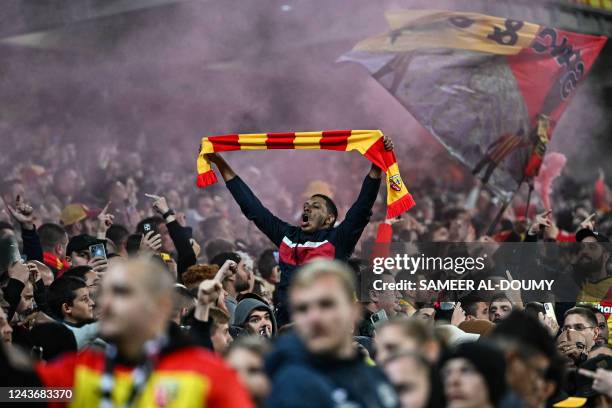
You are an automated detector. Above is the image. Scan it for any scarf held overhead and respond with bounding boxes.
[196,130,415,218]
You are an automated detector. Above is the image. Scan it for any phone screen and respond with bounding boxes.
[370,309,388,327]
[89,244,107,259]
[544,303,558,325]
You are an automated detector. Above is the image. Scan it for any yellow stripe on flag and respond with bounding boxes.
[293,132,323,150]
[238,133,268,150]
[353,10,540,56]
[346,130,383,154]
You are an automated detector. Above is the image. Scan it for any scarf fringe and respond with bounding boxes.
[196,170,218,188]
[386,194,416,219]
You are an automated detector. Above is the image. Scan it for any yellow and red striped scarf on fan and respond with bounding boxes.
[196,130,415,218]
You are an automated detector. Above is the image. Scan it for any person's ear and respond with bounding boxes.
[369,289,379,303]
[593,327,600,343]
[65,255,72,264]
[62,302,72,317]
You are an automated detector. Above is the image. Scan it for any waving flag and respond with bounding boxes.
[341,10,606,199]
[196,130,415,219]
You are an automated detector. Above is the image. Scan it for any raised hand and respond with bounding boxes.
[528,209,552,235]
[139,231,162,255]
[197,279,224,306]
[8,261,29,284]
[88,256,108,274]
[450,302,467,326]
[96,202,115,239]
[145,193,170,215]
[215,259,238,282]
[578,212,597,232]
[5,195,35,230]
[382,135,394,151]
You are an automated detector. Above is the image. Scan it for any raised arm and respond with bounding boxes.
[207,153,290,246]
[145,193,197,277]
[336,137,394,250]
[207,153,237,182]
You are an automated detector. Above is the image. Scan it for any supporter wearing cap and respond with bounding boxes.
[233,296,276,338]
[265,260,399,408]
[60,204,99,238]
[65,234,106,267]
[440,341,507,408]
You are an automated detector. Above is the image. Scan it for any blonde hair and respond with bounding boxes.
[290,259,356,301]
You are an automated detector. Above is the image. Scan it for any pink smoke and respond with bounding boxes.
[535,152,567,211]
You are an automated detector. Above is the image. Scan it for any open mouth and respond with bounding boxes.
[301,213,309,228]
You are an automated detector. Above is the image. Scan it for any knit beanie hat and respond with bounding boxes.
[440,341,507,405]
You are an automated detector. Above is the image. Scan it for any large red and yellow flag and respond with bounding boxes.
[340,10,607,200]
[196,130,415,218]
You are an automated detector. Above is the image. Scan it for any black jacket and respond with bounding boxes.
[227,175,380,324]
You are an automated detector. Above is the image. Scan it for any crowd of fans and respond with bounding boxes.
[0,134,611,408]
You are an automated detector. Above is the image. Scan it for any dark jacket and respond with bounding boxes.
[21,226,44,263]
[265,333,399,408]
[165,220,197,280]
[227,175,380,325]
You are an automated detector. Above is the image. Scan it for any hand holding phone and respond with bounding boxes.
[370,309,388,327]
[89,244,107,260]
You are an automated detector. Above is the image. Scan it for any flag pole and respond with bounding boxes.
[486,178,525,236]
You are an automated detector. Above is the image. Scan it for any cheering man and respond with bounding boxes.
[206,136,393,325]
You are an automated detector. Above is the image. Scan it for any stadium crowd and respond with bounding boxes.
[0,134,611,408]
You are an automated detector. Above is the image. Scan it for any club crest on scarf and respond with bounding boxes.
[389,174,402,192]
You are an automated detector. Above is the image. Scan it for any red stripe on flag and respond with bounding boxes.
[363,138,394,172]
[210,134,240,152]
[266,132,296,149]
[320,130,350,151]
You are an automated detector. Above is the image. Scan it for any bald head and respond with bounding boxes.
[97,257,175,349]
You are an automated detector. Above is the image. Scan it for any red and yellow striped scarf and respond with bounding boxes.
[196,130,415,218]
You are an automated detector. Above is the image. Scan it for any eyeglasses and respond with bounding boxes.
[560,325,595,332]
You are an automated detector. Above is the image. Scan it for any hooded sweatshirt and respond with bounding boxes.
[265,333,399,408]
[233,297,277,335]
